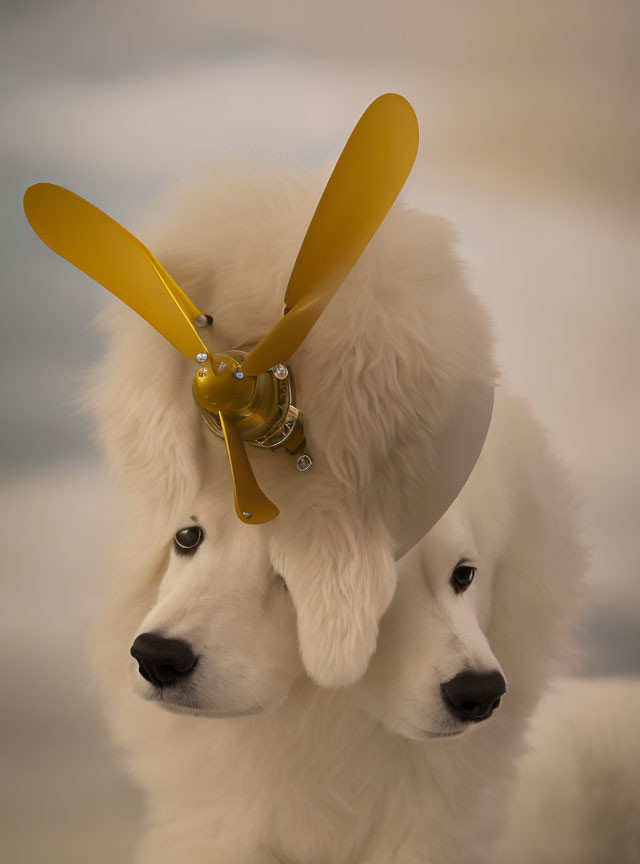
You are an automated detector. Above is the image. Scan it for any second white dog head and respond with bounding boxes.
[355,505,507,740]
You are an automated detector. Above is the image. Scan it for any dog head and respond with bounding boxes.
[128,473,302,717]
[355,501,507,740]
[90,168,496,689]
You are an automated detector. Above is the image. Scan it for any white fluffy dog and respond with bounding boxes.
[89,170,585,862]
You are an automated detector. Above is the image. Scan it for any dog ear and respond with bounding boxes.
[270,483,396,688]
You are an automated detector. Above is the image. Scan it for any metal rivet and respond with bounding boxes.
[242,511,252,519]
[197,368,208,378]
[270,364,288,380]
[296,454,313,472]
[196,352,208,364]
[233,370,244,380]
[194,314,213,327]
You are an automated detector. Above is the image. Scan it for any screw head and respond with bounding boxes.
[197,368,208,378]
[233,370,244,380]
[296,454,313,472]
[270,364,289,380]
[196,352,208,364]
[242,511,252,519]
[194,314,213,327]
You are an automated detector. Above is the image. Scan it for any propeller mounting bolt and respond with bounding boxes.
[270,364,289,380]
[194,314,213,328]
[233,370,244,380]
[197,368,208,378]
[242,511,252,519]
[196,352,208,364]
[296,454,313,472]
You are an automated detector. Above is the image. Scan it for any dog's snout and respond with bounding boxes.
[131,632,197,687]
[441,670,506,723]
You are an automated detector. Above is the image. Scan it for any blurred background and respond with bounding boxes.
[1,1,638,861]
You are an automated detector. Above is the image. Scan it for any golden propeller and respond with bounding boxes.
[23,93,419,529]
[23,184,278,524]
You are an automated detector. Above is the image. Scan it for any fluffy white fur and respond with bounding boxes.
[88,169,586,862]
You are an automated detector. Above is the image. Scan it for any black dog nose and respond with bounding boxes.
[131,632,197,687]
[441,670,506,723]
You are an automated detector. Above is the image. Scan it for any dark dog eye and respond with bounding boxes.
[451,563,476,594]
[174,526,204,556]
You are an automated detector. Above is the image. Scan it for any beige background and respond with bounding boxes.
[1,1,638,861]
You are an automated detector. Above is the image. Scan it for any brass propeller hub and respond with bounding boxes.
[192,348,297,447]
[192,353,255,416]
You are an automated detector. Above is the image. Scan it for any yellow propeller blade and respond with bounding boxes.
[218,411,280,524]
[241,93,418,377]
[23,183,209,362]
